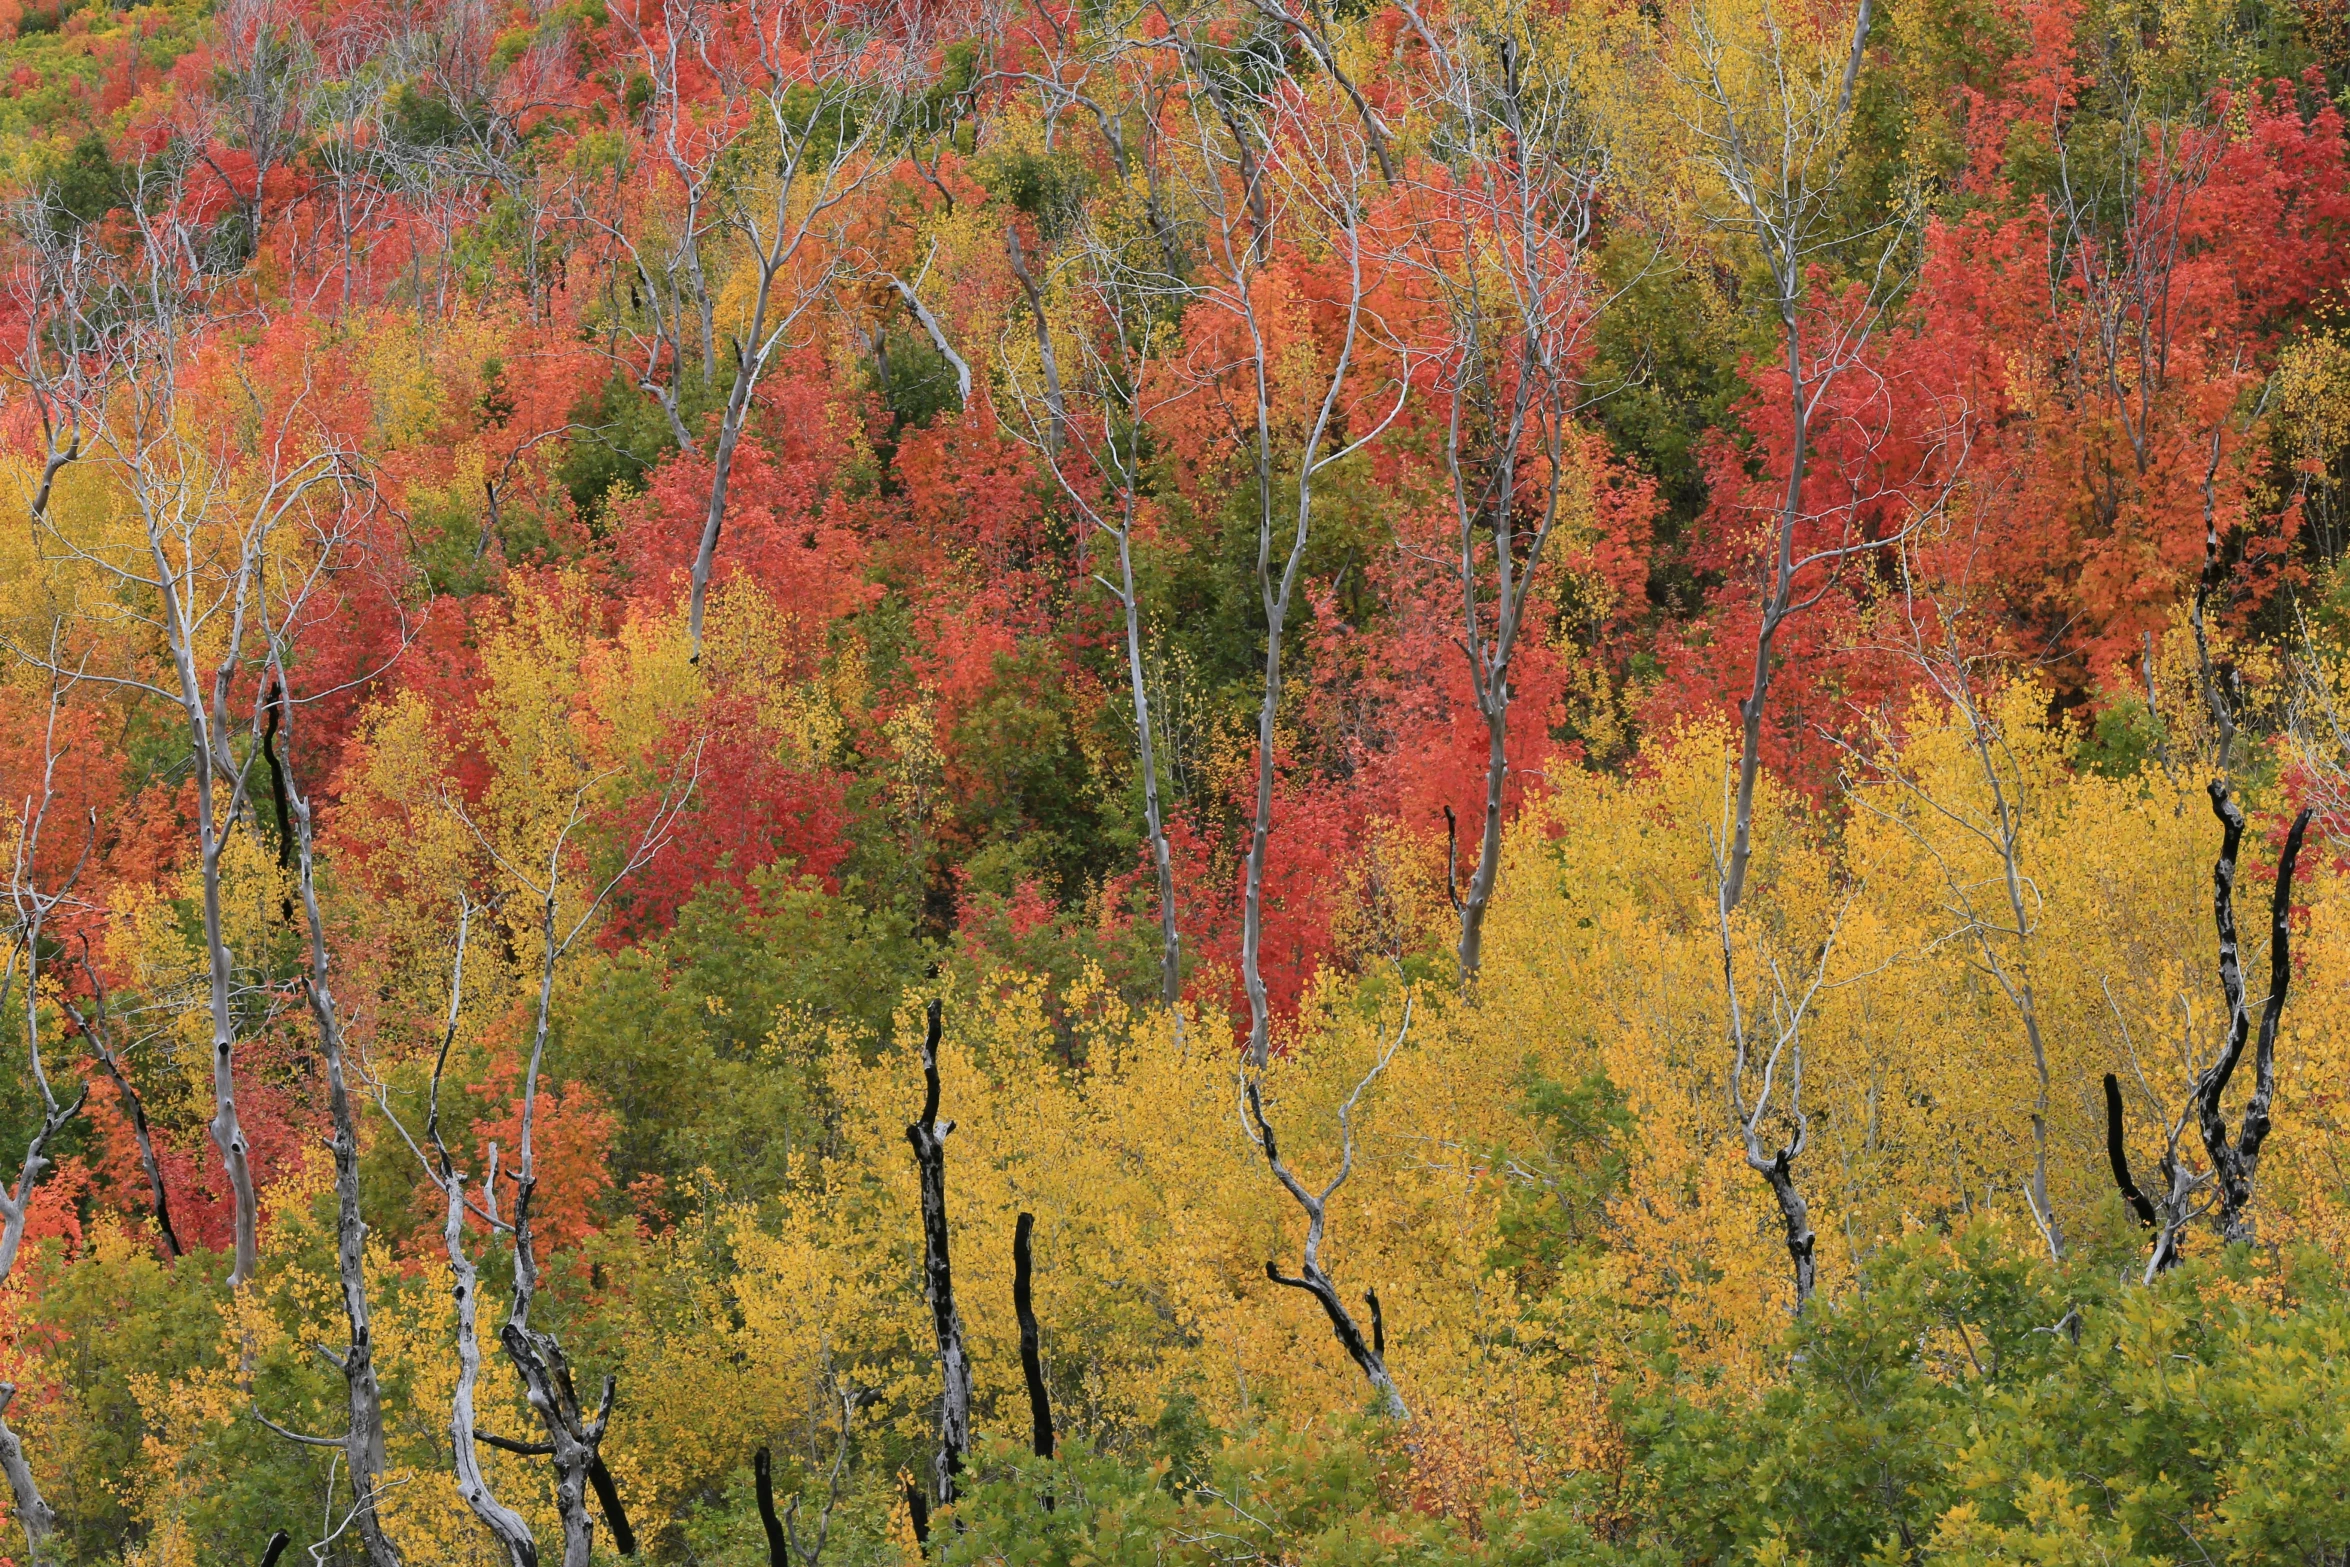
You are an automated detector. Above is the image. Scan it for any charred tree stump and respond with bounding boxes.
[1013,1213,1054,1461]
[2196,792,2312,1245]
[906,999,970,1510]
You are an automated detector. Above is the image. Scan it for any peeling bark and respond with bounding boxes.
[905,999,970,1507]
[274,688,401,1567]
[2195,792,2311,1244]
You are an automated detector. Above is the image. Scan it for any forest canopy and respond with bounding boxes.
[1,0,2350,1560]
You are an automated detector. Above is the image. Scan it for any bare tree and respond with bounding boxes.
[1711,873,1848,1312]
[1395,7,1631,982]
[6,200,109,527]
[446,767,695,1567]
[904,999,971,1511]
[438,900,544,1566]
[1167,25,1408,1066]
[2101,799,2312,1270]
[1001,228,1187,1020]
[753,1379,859,1567]
[197,0,316,250]
[14,152,366,1286]
[1013,1213,1055,1461]
[594,0,921,659]
[0,676,95,1567]
[2191,791,2310,1245]
[1243,991,1412,1417]
[988,0,1189,281]
[241,674,405,1567]
[1671,0,1936,1308]
[1674,0,1909,917]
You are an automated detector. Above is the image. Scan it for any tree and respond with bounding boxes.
[1001,216,1188,1021]
[594,0,920,660]
[1669,0,1923,1310]
[1166,19,1406,1067]
[15,150,368,1287]
[0,672,91,1567]
[1396,5,1626,983]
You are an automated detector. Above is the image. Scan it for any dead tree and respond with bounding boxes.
[239,669,403,1567]
[2100,1069,2191,1276]
[361,898,537,1567]
[1167,29,1409,1066]
[1396,5,1630,984]
[0,704,93,1567]
[11,153,364,1287]
[2102,801,2312,1272]
[1243,995,1412,1419]
[494,792,677,1565]
[1001,228,1186,1024]
[1676,0,1909,917]
[905,999,971,1509]
[1715,885,1848,1313]
[1013,1213,1054,1460]
[439,767,692,1567]
[62,947,180,1259]
[2195,792,2311,1245]
[752,1380,857,1567]
[1675,0,1929,1307]
[592,0,921,660]
[424,901,540,1567]
[7,196,108,527]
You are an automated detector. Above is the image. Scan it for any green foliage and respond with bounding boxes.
[940,1425,1625,1567]
[44,132,121,229]
[23,1239,244,1562]
[558,368,716,525]
[877,319,968,430]
[1487,1065,1634,1287]
[2075,695,2166,779]
[975,144,1095,237]
[552,866,928,1205]
[1619,1227,2350,1565]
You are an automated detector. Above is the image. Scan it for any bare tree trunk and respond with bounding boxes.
[1247,1060,1410,1420]
[1013,1213,1054,1460]
[1682,0,1884,1313]
[1013,225,1183,1027]
[0,737,90,1561]
[905,1000,970,1508]
[1456,707,1510,980]
[449,1161,537,1567]
[193,749,261,1285]
[1755,1149,1817,1306]
[688,360,755,662]
[1115,517,1182,1019]
[1705,0,1879,920]
[151,585,262,1283]
[1719,889,1843,1316]
[0,1387,56,1567]
[281,714,401,1567]
[62,975,180,1258]
[503,886,622,1567]
[2196,792,2312,1244]
[1005,225,1065,454]
[2102,1072,2159,1229]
